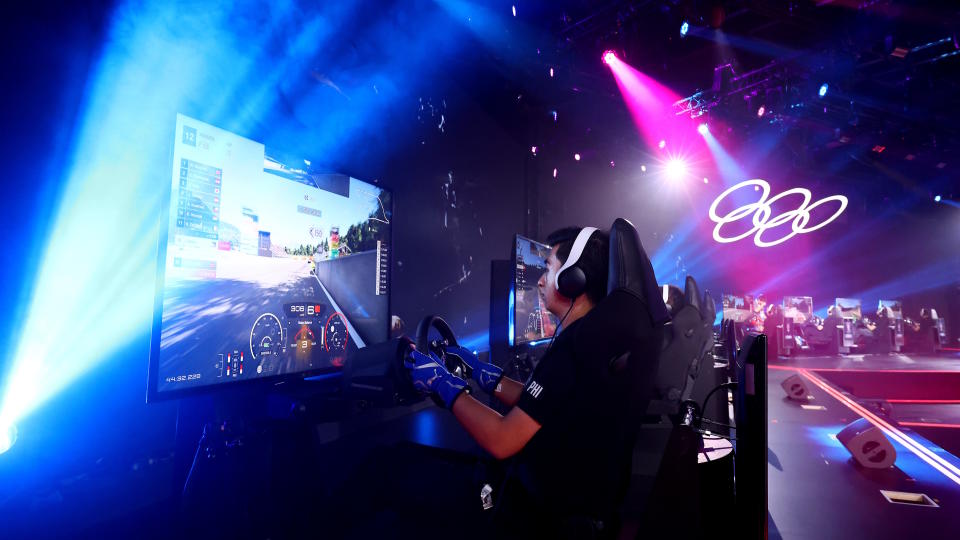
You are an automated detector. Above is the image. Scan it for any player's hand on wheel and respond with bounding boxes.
[443,346,503,395]
[404,347,469,409]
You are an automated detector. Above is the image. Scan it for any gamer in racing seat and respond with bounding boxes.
[796,305,836,349]
[401,221,669,539]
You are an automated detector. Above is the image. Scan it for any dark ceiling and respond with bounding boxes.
[440,0,959,200]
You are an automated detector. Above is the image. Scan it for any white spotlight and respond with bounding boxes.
[665,159,687,182]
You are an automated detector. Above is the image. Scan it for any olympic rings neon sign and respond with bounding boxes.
[708,179,848,247]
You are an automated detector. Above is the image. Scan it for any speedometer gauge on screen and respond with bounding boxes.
[147,114,392,400]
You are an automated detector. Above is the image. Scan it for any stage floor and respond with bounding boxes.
[767,352,960,540]
[771,351,960,371]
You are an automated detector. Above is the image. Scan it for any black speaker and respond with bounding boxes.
[780,374,810,401]
[837,418,897,469]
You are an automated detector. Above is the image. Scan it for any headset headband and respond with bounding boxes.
[555,226,598,291]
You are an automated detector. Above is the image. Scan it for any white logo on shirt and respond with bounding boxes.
[527,381,544,399]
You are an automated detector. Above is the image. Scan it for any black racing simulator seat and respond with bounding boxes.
[647,276,715,417]
[619,274,719,538]
[555,220,720,537]
[340,218,718,537]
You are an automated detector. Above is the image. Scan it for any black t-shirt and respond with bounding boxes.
[500,292,663,528]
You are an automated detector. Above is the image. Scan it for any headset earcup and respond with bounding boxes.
[557,266,586,299]
[554,226,597,299]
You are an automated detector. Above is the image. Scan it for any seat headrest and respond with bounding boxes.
[702,290,716,323]
[684,275,702,313]
[608,218,670,325]
[661,284,685,315]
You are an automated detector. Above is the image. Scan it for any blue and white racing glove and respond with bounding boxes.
[443,346,503,395]
[404,348,470,409]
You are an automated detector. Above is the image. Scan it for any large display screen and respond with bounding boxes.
[878,300,903,319]
[148,114,392,398]
[721,293,752,323]
[835,298,862,320]
[722,293,767,330]
[512,235,558,346]
[783,296,814,324]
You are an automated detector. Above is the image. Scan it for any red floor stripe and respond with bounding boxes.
[888,399,960,404]
[768,364,960,374]
[797,369,960,486]
[900,422,960,429]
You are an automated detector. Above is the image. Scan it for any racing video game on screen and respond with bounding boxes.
[152,114,392,395]
[514,235,558,345]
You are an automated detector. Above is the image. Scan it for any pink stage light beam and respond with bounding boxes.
[603,54,698,151]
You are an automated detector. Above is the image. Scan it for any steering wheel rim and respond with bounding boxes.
[415,315,459,352]
[415,315,465,377]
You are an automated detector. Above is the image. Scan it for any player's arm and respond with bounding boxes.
[404,348,540,459]
[489,377,524,407]
[456,343,572,459]
[450,393,540,459]
[444,346,525,406]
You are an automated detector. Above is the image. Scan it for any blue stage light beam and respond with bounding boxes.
[434,0,546,69]
[699,129,747,187]
[849,257,960,303]
[682,26,799,61]
[938,197,960,209]
[0,422,16,456]
[0,0,467,431]
[750,205,900,295]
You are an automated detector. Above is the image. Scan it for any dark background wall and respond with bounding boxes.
[0,1,958,536]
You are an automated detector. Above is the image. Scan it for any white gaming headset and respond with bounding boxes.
[555,226,598,299]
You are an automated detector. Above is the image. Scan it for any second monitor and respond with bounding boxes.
[512,235,559,347]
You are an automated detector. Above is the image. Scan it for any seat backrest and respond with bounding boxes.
[684,275,702,314]
[649,307,702,413]
[594,221,714,418]
[662,284,686,316]
[702,290,716,325]
[575,218,668,425]
[649,275,715,414]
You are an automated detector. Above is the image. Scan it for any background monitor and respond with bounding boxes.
[878,299,903,319]
[148,114,392,400]
[512,235,558,346]
[835,297,863,320]
[721,293,752,323]
[783,296,814,324]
